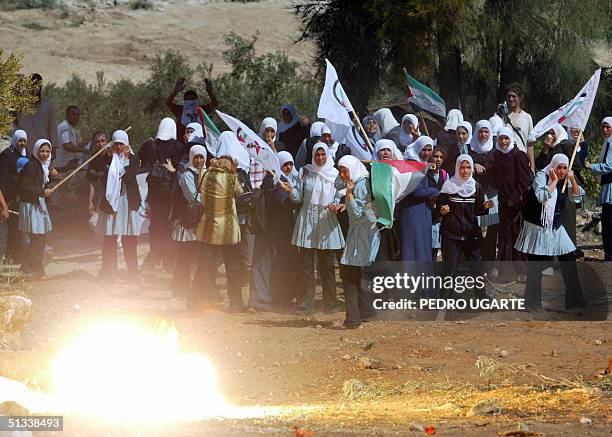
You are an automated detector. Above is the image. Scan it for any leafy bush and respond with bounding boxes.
[0,50,38,136]
[129,0,153,10]
[43,33,318,150]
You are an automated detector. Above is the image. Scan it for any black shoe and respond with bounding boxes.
[227,304,246,314]
[343,322,361,329]
[524,303,544,313]
[565,299,586,310]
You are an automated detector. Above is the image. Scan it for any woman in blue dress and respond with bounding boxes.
[336,155,380,328]
[280,142,345,314]
[399,136,439,262]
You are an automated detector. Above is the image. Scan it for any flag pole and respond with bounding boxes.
[417,110,430,137]
[351,111,374,154]
[50,126,132,193]
[561,129,582,193]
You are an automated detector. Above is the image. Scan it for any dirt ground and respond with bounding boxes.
[0,188,609,437]
[0,0,313,85]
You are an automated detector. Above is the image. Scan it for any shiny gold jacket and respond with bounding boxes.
[195,168,244,245]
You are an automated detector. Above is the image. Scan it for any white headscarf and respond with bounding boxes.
[457,121,473,146]
[375,139,402,160]
[304,142,339,206]
[277,150,298,178]
[404,136,433,162]
[488,114,504,137]
[105,130,130,212]
[11,130,28,156]
[441,154,476,197]
[32,139,51,185]
[186,122,205,143]
[444,109,463,131]
[156,117,177,141]
[320,125,339,158]
[258,117,278,141]
[181,99,200,127]
[400,114,419,148]
[470,120,494,154]
[216,131,250,171]
[549,123,568,145]
[309,121,326,138]
[599,117,612,164]
[362,115,382,142]
[279,104,298,133]
[495,126,515,154]
[541,153,569,233]
[188,145,207,172]
[374,108,399,137]
[338,155,369,181]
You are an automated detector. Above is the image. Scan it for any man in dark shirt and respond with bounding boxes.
[165,78,218,143]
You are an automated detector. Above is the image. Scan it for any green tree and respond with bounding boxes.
[0,50,37,136]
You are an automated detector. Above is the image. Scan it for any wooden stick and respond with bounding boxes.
[351,112,374,154]
[8,210,19,216]
[50,126,131,193]
[561,129,582,193]
[418,111,430,136]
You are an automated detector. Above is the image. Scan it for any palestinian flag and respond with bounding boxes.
[371,160,429,229]
[404,69,446,119]
[197,107,221,154]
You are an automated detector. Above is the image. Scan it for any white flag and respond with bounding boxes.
[216,110,281,182]
[344,123,374,161]
[317,59,354,127]
[531,69,601,140]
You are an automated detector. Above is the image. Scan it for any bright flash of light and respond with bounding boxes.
[49,320,263,423]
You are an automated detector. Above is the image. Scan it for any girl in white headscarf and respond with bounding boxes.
[10,130,28,157]
[437,154,492,281]
[185,122,205,144]
[295,121,328,169]
[468,120,500,266]
[171,144,207,297]
[436,109,464,158]
[487,125,533,279]
[515,153,585,311]
[18,139,54,279]
[399,114,420,149]
[95,130,142,284]
[336,155,380,328]
[248,150,300,311]
[362,115,382,143]
[373,108,400,137]
[441,120,472,175]
[259,117,278,148]
[586,117,612,260]
[375,139,402,160]
[280,142,345,315]
[404,136,434,162]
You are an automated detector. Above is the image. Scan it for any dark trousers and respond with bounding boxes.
[525,252,584,308]
[443,237,481,275]
[602,203,612,261]
[340,264,374,325]
[480,224,499,262]
[442,237,485,298]
[249,232,273,310]
[6,213,24,264]
[297,248,339,312]
[144,206,174,270]
[189,243,243,309]
[21,233,45,276]
[171,241,199,297]
[100,235,138,277]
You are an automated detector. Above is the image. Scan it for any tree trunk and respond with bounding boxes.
[437,35,462,113]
